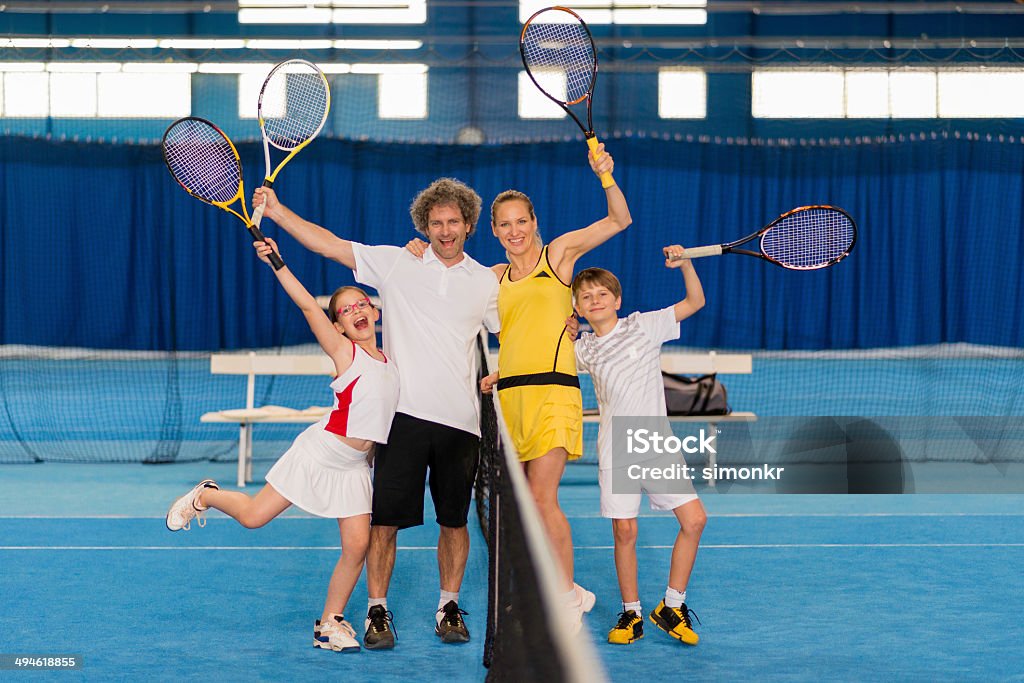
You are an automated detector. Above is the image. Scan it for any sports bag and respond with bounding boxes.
[663,372,730,416]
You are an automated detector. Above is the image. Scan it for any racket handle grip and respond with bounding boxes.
[672,245,723,260]
[586,135,615,189]
[248,225,286,271]
[250,203,266,229]
[250,179,274,229]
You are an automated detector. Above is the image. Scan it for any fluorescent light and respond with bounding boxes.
[1,38,72,48]
[158,39,246,50]
[0,62,46,72]
[46,62,121,73]
[0,36,424,53]
[333,40,422,50]
[245,39,334,50]
[518,0,707,25]
[122,63,199,73]
[238,8,333,24]
[317,63,352,74]
[198,62,275,74]
[70,38,160,49]
[351,63,427,75]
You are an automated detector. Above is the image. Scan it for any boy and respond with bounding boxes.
[571,246,708,646]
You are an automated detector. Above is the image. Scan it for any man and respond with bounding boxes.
[254,179,499,649]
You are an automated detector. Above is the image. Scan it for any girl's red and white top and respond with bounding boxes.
[318,343,401,444]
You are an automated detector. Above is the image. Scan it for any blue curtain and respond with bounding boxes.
[2,135,1021,350]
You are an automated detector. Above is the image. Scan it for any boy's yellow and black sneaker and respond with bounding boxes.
[649,601,700,645]
[607,610,644,645]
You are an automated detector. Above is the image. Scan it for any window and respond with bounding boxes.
[235,63,428,120]
[99,72,191,118]
[658,69,706,119]
[50,72,98,118]
[753,68,1024,119]
[239,0,426,25]
[377,70,428,119]
[3,72,49,117]
[519,0,706,25]
[518,70,567,119]
[937,71,1024,118]
[752,70,845,119]
[0,63,191,118]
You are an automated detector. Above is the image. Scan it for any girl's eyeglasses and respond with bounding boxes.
[337,297,371,318]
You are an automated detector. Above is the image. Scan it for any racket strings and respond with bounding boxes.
[261,70,329,149]
[522,20,595,104]
[762,209,855,269]
[163,120,241,205]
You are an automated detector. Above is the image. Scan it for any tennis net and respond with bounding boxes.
[474,334,606,683]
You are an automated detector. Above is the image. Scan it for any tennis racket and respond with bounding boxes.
[249,59,331,228]
[520,6,614,188]
[162,116,285,270]
[668,206,857,270]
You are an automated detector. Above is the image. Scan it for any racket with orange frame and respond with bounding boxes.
[520,6,614,188]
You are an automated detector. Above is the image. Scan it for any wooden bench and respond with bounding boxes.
[580,351,757,488]
[201,352,334,487]
[204,349,755,488]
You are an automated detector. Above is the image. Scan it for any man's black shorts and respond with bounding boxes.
[371,413,479,530]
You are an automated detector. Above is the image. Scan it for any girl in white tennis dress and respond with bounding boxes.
[165,238,400,654]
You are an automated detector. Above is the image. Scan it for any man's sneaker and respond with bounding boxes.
[165,479,219,531]
[364,605,396,650]
[608,610,644,645]
[649,600,700,645]
[314,614,360,653]
[435,600,470,643]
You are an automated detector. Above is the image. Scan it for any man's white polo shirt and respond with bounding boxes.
[352,242,500,437]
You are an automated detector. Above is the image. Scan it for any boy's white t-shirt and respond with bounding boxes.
[574,306,680,470]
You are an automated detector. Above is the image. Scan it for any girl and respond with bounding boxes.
[165,238,400,654]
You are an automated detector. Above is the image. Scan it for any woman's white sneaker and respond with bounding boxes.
[314,614,361,653]
[165,479,218,531]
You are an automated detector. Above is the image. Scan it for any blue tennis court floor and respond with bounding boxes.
[1,461,1022,681]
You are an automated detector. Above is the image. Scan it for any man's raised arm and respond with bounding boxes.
[253,187,355,269]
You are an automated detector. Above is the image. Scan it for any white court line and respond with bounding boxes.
[2,512,1023,520]
[0,514,319,519]
[577,543,1024,550]
[2,543,1023,551]
[568,512,1024,519]
[0,545,440,551]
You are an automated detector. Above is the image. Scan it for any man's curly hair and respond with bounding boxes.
[409,177,483,237]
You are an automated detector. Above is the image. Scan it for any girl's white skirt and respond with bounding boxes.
[265,424,372,519]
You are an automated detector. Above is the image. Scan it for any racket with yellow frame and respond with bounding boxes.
[249,59,331,229]
[162,116,285,270]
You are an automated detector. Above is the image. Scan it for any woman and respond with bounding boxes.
[409,145,630,630]
[165,238,400,654]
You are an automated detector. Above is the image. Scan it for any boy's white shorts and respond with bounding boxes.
[598,468,699,519]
